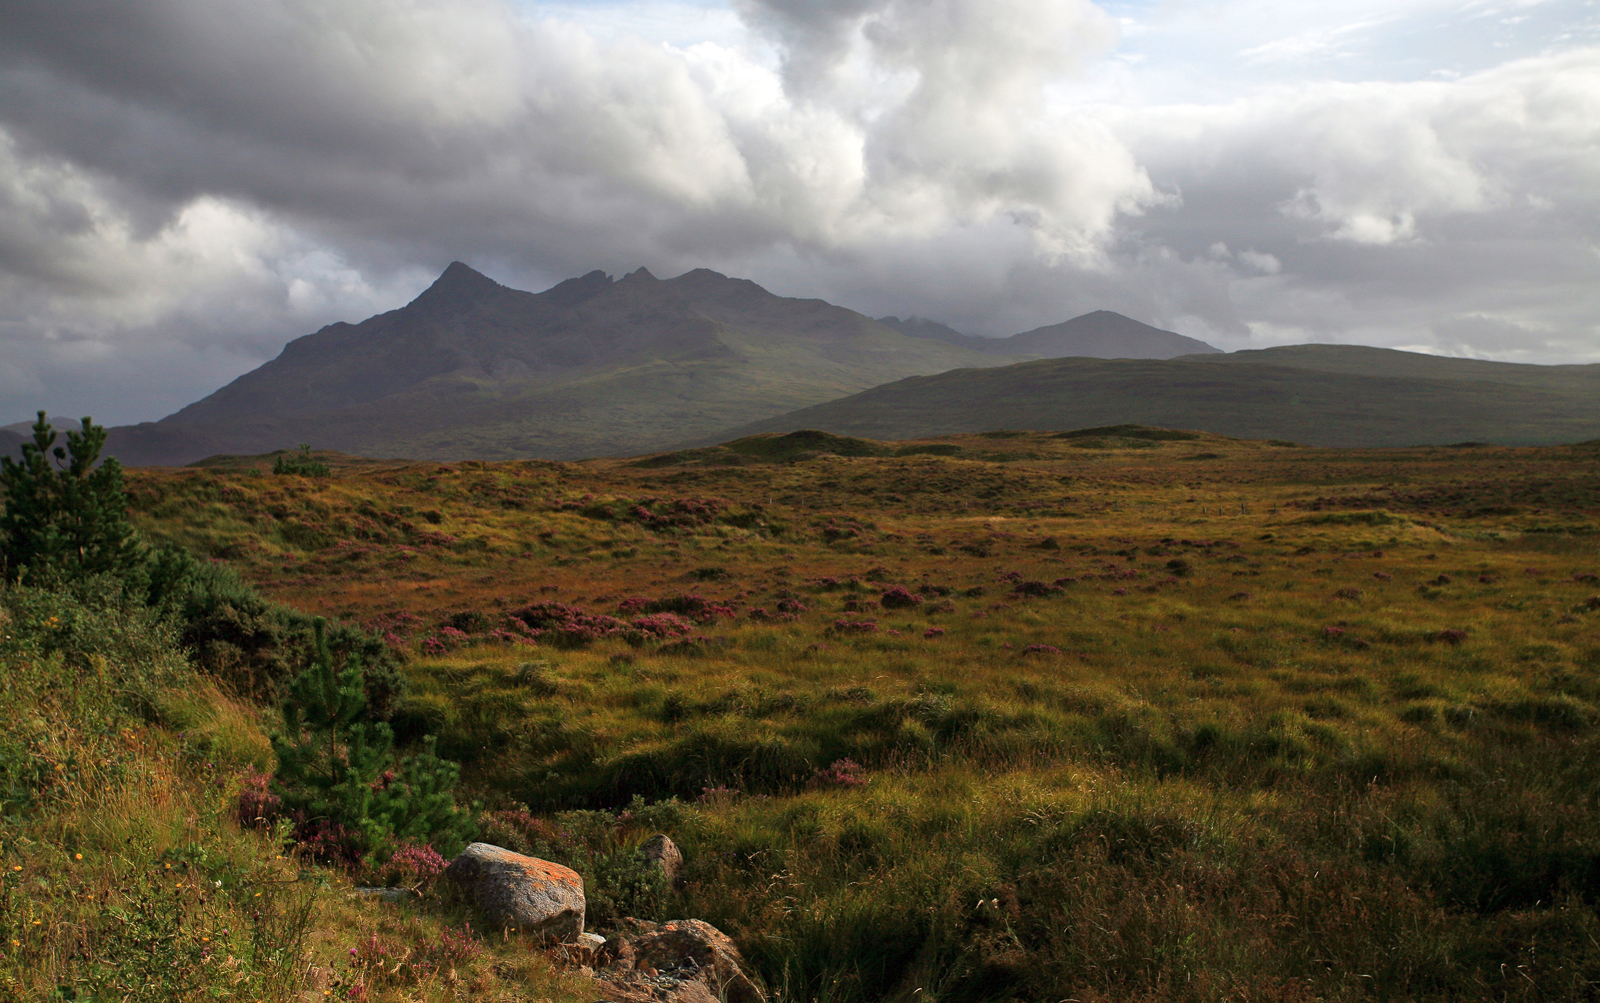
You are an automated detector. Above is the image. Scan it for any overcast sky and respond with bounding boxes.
[1,0,1596,425]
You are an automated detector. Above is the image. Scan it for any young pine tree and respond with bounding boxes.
[0,411,141,582]
[270,620,475,863]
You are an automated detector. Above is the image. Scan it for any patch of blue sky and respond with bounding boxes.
[1099,0,1595,99]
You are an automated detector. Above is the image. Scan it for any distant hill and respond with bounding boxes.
[103,264,1027,465]
[705,348,1600,448]
[1188,343,1600,391]
[1,413,75,460]
[878,310,1220,359]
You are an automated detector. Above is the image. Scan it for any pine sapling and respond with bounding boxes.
[0,412,141,582]
[270,619,474,863]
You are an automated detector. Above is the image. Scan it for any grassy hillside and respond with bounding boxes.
[1190,343,1600,393]
[114,429,1600,1002]
[0,578,595,1002]
[706,351,1600,447]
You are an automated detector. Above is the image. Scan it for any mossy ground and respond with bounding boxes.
[70,429,1600,1000]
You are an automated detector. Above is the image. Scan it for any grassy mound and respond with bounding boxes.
[0,581,597,1002]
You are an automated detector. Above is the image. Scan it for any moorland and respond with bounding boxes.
[5,424,1596,1002]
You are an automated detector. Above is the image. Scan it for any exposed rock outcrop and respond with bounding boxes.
[445,842,584,942]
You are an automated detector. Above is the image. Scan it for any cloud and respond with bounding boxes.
[0,0,1594,424]
[0,0,1168,422]
[1109,48,1600,359]
[735,0,1147,259]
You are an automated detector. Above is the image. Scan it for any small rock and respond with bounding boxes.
[554,930,609,967]
[629,919,765,1003]
[639,834,683,882]
[446,842,584,942]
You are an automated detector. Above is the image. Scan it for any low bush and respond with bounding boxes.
[269,621,477,865]
[271,443,332,478]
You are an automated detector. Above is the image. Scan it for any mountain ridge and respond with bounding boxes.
[96,263,1227,466]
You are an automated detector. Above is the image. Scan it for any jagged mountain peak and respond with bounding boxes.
[541,269,613,308]
[407,260,507,311]
[433,260,501,292]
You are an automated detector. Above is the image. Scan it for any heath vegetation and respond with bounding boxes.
[4,421,1599,1000]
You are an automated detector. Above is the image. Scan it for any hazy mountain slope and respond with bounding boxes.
[881,310,1221,359]
[1007,311,1222,358]
[876,316,989,350]
[705,354,1600,448]
[103,263,1018,465]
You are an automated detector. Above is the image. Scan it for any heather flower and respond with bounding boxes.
[810,758,867,789]
[832,619,879,633]
[879,585,922,609]
[235,767,281,829]
[375,841,448,888]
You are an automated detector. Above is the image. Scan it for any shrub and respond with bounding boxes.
[811,758,868,788]
[270,620,475,864]
[833,619,879,633]
[0,412,141,582]
[272,443,331,478]
[236,766,282,828]
[143,544,404,715]
[372,841,450,888]
[880,586,923,609]
[583,845,669,927]
[641,593,737,621]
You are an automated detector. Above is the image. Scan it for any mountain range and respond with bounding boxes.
[13,262,1595,466]
[86,263,1219,465]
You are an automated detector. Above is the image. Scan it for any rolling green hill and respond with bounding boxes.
[704,349,1600,447]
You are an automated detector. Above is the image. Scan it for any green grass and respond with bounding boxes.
[86,429,1600,1001]
[0,583,594,1003]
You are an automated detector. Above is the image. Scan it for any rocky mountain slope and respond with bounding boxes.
[86,263,1226,466]
[102,264,1022,465]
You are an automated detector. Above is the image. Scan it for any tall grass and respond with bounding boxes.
[112,432,1600,1000]
[0,582,593,1002]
